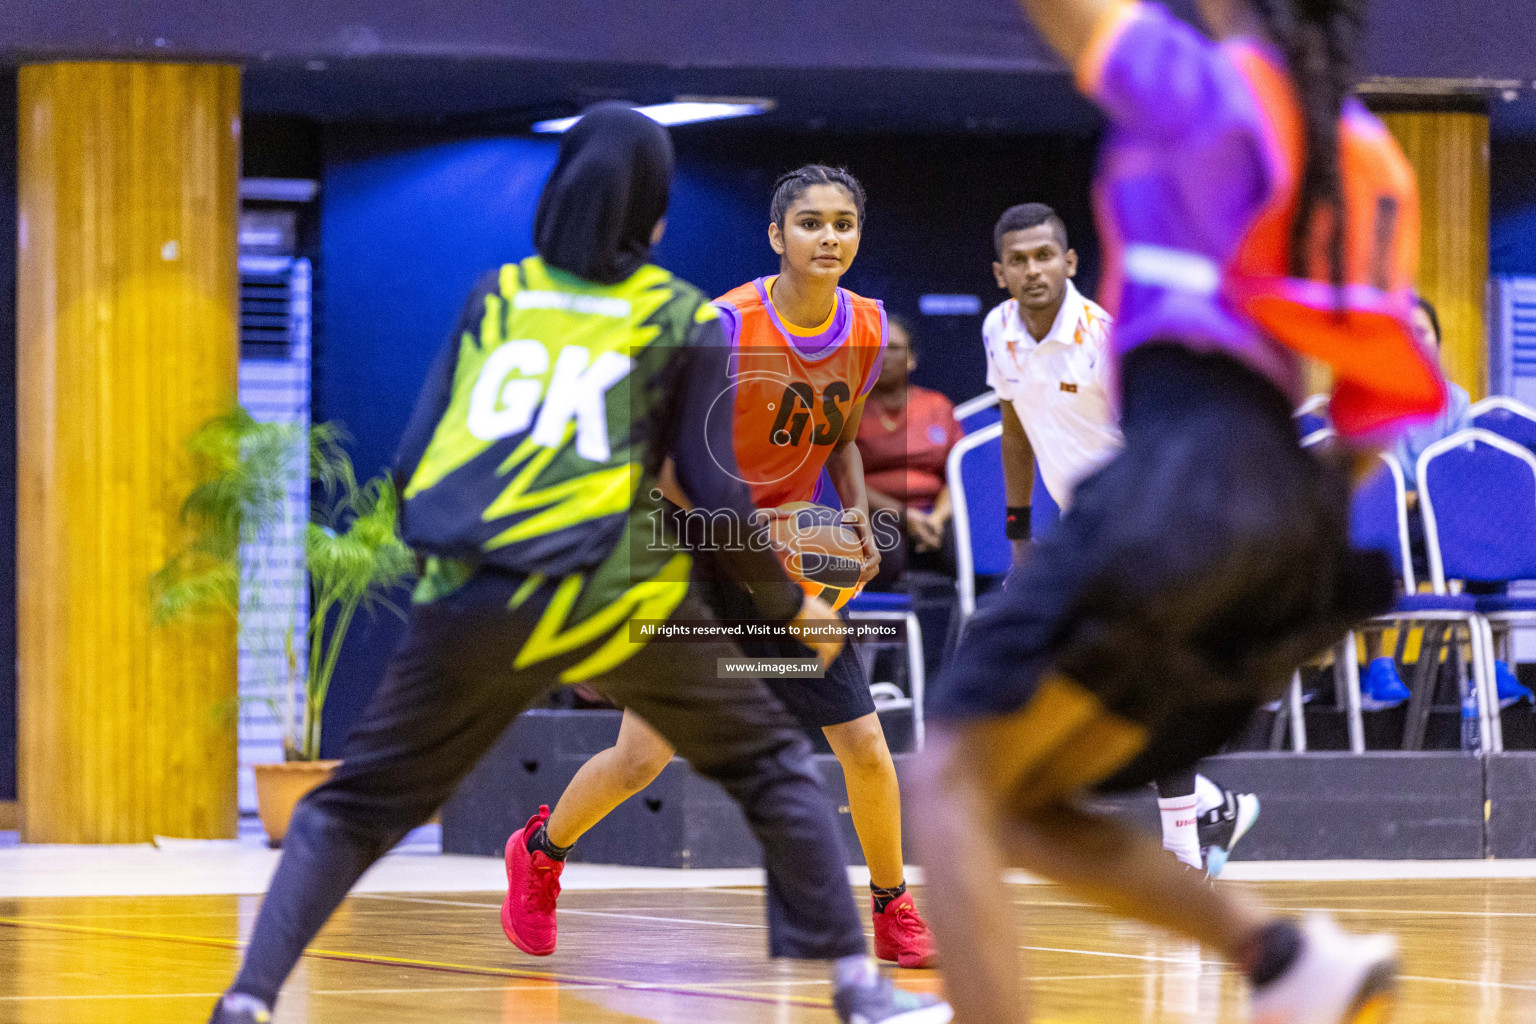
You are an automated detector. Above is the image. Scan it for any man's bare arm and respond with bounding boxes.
[999,403,1036,508]
[1000,403,1039,565]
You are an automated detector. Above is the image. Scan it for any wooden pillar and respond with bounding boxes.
[16,63,240,842]
[1381,109,1491,401]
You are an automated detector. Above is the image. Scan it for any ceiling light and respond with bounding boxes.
[531,99,774,134]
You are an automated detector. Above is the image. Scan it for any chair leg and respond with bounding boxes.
[1268,699,1290,752]
[1287,670,1308,752]
[904,611,926,752]
[1340,632,1365,753]
[1473,616,1502,754]
[1404,622,1446,751]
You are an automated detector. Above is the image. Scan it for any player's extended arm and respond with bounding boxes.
[1015,0,1119,66]
[828,396,882,584]
[999,402,1037,565]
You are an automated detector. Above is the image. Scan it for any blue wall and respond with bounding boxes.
[1493,138,1536,276]
[314,122,1103,751]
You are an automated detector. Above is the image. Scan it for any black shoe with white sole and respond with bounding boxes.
[1199,789,1261,878]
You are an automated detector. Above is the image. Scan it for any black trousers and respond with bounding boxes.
[231,571,866,1007]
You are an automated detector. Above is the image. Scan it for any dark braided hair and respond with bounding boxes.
[1250,0,1365,287]
[769,165,867,229]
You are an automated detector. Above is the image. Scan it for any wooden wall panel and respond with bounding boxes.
[1381,110,1491,401]
[16,63,240,842]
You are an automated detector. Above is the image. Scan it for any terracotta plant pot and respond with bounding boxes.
[253,760,342,847]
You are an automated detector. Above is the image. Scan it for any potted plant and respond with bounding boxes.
[153,408,414,844]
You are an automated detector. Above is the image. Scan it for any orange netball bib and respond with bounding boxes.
[1224,46,1444,439]
[715,277,888,509]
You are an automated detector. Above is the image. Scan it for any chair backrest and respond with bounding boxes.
[1031,461,1060,541]
[1471,396,1536,453]
[1294,393,1330,439]
[1300,426,1335,450]
[954,389,1002,434]
[1349,451,1414,592]
[948,422,1011,617]
[1419,428,1536,591]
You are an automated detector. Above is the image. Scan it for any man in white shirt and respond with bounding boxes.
[981,203,1259,877]
[984,205,1120,553]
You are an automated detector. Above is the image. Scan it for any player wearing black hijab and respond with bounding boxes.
[208,104,950,1024]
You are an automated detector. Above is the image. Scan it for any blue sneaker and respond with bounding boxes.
[1495,661,1534,709]
[1360,657,1410,710]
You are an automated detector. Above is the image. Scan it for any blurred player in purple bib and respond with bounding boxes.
[913,0,1444,1022]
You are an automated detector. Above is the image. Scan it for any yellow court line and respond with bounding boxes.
[0,915,833,1010]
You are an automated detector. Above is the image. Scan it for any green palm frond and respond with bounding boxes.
[301,474,415,759]
[153,405,417,761]
[308,477,414,606]
[151,557,240,624]
[308,422,359,511]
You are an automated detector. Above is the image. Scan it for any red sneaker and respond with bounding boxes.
[500,806,565,956]
[872,891,939,969]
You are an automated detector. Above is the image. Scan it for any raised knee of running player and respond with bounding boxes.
[543,710,675,849]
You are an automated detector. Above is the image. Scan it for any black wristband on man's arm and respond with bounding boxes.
[1005,505,1031,541]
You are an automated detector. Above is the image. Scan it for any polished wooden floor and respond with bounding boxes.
[2,878,1535,1022]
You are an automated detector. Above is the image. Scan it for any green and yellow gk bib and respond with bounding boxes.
[400,256,712,585]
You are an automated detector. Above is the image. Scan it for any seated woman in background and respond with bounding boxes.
[1392,297,1471,490]
[857,315,963,589]
[1362,296,1531,707]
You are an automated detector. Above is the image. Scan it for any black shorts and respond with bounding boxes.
[700,561,876,731]
[929,345,1394,791]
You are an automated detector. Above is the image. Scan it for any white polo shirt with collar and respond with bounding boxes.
[981,279,1123,507]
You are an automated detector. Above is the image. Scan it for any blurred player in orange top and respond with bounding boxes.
[911,0,1440,1020]
[502,166,940,973]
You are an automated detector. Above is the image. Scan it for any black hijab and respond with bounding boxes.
[533,103,674,286]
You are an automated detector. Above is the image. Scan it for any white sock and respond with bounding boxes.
[832,953,879,990]
[1194,774,1225,815]
[1158,794,1202,868]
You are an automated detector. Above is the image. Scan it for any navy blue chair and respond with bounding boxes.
[1294,393,1331,439]
[947,422,1012,621]
[953,389,1002,434]
[1341,451,1492,751]
[1031,462,1060,541]
[954,389,1058,537]
[1471,396,1536,454]
[1415,428,1536,752]
[1349,452,1415,589]
[1337,452,1411,752]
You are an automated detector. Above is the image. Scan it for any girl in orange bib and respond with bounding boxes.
[505,166,941,974]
